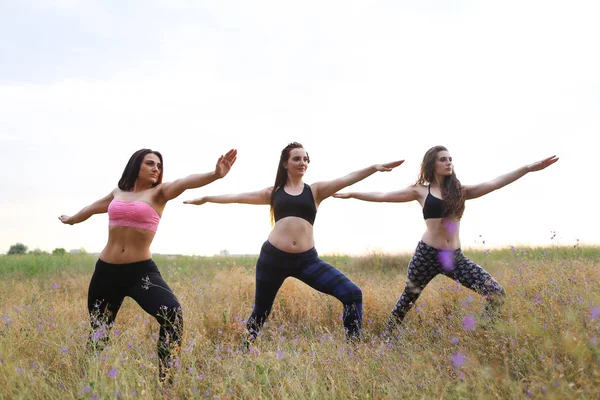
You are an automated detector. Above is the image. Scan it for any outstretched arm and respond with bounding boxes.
[464,155,559,200]
[312,160,404,204]
[160,149,237,202]
[184,187,272,206]
[333,185,420,203]
[58,191,115,225]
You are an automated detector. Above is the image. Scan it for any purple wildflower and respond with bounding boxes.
[451,352,467,369]
[53,283,59,289]
[108,367,117,378]
[439,250,454,272]
[462,315,476,330]
[450,337,459,345]
[443,220,458,234]
[590,307,600,321]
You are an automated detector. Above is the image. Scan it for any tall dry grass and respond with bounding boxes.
[0,246,599,399]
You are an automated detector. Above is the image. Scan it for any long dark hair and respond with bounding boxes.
[416,145,465,219]
[269,142,309,224]
[118,149,164,191]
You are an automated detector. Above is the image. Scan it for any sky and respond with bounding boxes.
[1,0,598,256]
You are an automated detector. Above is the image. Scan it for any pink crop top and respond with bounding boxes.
[108,200,161,232]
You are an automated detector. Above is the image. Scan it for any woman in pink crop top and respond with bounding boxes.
[184,142,403,347]
[334,145,558,336]
[59,147,237,383]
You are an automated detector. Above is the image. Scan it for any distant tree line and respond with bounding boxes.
[6,243,68,256]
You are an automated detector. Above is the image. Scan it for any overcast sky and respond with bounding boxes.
[1,0,598,256]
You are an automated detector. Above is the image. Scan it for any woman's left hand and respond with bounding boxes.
[215,149,238,178]
[375,160,404,172]
[528,155,559,172]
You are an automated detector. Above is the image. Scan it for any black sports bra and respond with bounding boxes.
[423,185,444,219]
[273,184,317,225]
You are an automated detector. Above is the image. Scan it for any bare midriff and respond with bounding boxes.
[268,217,315,253]
[421,218,462,250]
[99,226,156,264]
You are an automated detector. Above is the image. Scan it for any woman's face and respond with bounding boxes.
[138,153,162,185]
[283,148,309,177]
[434,150,453,177]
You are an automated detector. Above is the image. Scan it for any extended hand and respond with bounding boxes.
[58,215,73,225]
[215,149,238,178]
[375,159,404,172]
[528,155,559,172]
[183,197,207,205]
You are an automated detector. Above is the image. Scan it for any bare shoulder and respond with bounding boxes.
[108,187,121,198]
[261,186,274,198]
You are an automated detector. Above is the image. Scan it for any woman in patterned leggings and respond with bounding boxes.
[184,142,403,342]
[334,146,558,331]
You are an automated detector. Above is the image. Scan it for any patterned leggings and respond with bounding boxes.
[87,259,183,380]
[388,241,505,327]
[247,241,363,340]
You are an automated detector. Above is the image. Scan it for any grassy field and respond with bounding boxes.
[0,246,599,399]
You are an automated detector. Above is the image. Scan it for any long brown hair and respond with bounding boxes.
[269,142,310,224]
[416,145,465,219]
[118,149,163,191]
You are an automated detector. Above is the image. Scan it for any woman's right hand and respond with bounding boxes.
[183,197,207,205]
[58,215,73,225]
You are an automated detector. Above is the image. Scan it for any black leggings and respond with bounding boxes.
[87,259,183,377]
[388,241,505,327]
[247,241,363,340]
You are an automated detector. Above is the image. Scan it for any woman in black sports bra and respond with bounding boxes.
[334,145,558,332]
[184,142,403,344]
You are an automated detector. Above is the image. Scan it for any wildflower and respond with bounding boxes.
[108,367,117,378]
[590,307,600,321]
[276,349,283,359]
[53,283,59,289]
[61,348,68,354]
[450,337,459,345]
[451,352,466,369]
[439,250,454,272]
[462,315,476,330]
[443,220,458,234]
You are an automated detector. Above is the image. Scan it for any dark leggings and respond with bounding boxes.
[87,259,183,378]
[388,241,505,327]
[247,241,363,340]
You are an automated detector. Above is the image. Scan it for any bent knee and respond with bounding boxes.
[339,284,362,305]
[156,304,183,325]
